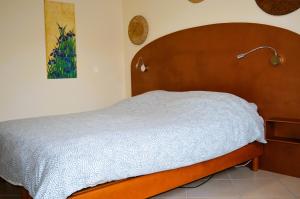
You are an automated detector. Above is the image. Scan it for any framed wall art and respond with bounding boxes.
[44,0,77,79]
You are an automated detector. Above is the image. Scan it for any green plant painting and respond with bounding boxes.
[47,24,77,79]
[45,1,77,79]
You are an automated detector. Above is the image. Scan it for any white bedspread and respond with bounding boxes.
[0,91,265,199]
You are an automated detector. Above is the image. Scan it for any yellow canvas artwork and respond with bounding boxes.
[44,0,77,79]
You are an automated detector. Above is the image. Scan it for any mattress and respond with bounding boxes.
[0,90,265,199]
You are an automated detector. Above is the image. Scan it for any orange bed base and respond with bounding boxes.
[22,142,263,199]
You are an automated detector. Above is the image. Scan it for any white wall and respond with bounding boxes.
[1,0,299,121]
[122,0,300,96]
[0,0,125,121]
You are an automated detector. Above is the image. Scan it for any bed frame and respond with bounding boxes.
[21,23,300,199]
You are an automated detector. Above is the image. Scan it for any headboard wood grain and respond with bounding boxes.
[131,23,300,120]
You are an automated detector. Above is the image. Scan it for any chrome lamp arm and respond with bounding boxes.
[237,45,283,66]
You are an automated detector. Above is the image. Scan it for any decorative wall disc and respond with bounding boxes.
[255,0,300,15]
[188,0,204,3]
[128,15,148,45]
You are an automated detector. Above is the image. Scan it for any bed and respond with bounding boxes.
[1,22,300,199]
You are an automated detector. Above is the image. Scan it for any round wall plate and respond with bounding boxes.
[128,15,149,45]
[255,0,300,15]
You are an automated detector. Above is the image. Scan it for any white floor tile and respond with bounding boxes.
[240,197,295,199]
[183,175,214,188]
[186,179,239,198]
[187,197,239,199]
[213,170,231,180]
[183,179,208,188]
[231,179,293,198]
[228,167,277,180]
[151,188,187,198]
[150,168,299,199]
[239,196,295,199]
[278,175,300,196]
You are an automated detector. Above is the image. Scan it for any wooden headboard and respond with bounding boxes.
[131,23,300,120]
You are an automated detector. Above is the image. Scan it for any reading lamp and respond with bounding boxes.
[237,45,283,66]
[136,57,148,72]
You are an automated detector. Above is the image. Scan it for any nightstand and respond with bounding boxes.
[260,118,300,177]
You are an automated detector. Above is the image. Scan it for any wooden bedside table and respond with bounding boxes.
[261,118,300,177]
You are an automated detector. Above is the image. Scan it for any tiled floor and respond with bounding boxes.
[0,167,299,199]
[151,167,300,199]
